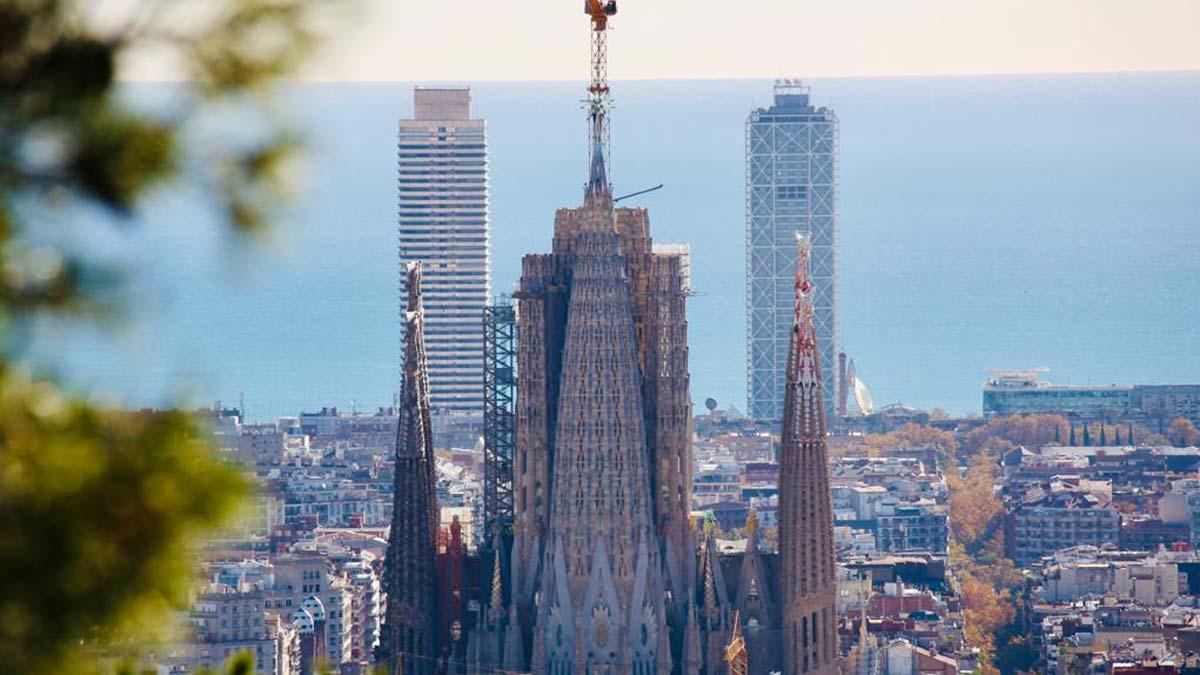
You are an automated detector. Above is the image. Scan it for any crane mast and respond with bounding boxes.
[584,1,617,190]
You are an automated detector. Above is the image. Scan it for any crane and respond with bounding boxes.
[584,1,617,190]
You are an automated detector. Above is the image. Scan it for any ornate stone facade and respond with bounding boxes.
[499,131,692,673]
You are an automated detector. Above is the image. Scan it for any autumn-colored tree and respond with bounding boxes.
[947,447,1031,673]
[1168,417,1200,448]
[889,423,959,453]
[948,450,1003,550]
[962,414,1068,453]
[979,436,1015,455]
[862,423,958,465]
[959,575,1014,664]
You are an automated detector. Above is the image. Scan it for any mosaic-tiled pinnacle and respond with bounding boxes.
[778,235,838,675]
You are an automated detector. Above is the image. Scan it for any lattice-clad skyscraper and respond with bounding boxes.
[398,87,490,414]
[746,80,839,421]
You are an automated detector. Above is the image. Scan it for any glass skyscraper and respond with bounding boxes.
[398,88,490,414]
[746,80,839,421]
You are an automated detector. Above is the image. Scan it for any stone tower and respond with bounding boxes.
[506,88,692,675]
[382,262,441,674]
[778,235,838,675]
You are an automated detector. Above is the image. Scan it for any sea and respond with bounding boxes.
[34,72,1200,421]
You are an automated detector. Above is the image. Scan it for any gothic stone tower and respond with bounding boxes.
[778,236,838,675]
[382,262,441,674]
[506,117,692,674]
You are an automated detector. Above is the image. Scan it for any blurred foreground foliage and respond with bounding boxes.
[0,369,249,672]
[113,651,352,675]
[0,0,340,672]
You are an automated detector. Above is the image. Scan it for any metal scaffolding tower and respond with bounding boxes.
[482,298,516,540]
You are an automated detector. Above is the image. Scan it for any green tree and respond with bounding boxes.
[0,1,341,672]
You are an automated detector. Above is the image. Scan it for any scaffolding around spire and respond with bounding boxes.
[583,0,617,200]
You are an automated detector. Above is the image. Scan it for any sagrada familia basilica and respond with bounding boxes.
[382,5,837,673]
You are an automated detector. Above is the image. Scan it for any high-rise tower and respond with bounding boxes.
[382,262,441,674]
[778,236,838,675]
[398,87,490,416]
[746,80,839,423]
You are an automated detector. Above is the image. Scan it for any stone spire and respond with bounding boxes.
[526,85,672,666]
[734,509,775,628]
[585,126,612,209]
[697,526,728,630]
[504,8,693,666]
[535,211,665,671]
[778,235,838,675]
[382,262,440,674]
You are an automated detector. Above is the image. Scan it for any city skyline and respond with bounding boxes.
[43,73,1200,422]
[13,3,1200,675]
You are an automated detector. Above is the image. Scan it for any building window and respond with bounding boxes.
[776,185,808,200]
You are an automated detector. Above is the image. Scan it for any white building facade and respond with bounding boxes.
[398,87,490,414]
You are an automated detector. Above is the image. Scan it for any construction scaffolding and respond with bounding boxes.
[482,298,516,541]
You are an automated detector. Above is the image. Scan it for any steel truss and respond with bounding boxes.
[482,298,516,541]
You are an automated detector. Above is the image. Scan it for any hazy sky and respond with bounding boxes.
[119,0,1200,81]
[294,1,1200,80]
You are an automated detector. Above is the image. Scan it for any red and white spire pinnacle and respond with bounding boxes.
[778,232,838,674]
[790,232,826,439]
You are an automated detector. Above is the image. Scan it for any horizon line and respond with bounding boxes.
[118,66,1200,85]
